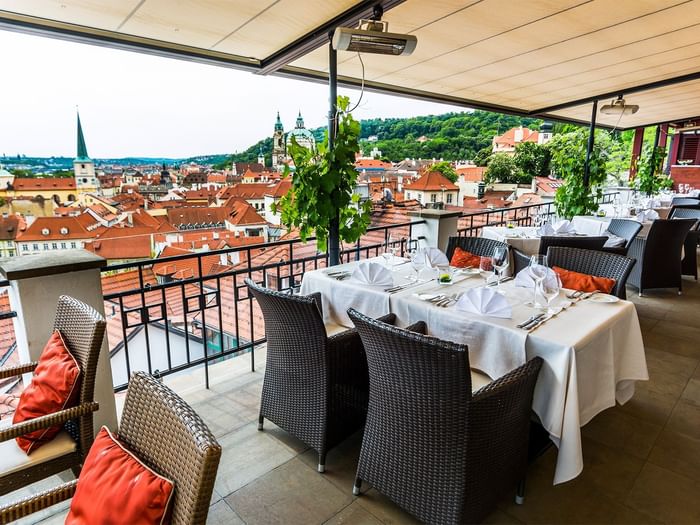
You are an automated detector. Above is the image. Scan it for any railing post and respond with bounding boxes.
[0,251,118,433]
[407,209,461,251]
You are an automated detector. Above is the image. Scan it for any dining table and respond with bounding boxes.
[300,256,648,485]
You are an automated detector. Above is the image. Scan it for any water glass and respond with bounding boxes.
[492,246,509,294]
[528,255,549,308]
[479,256,494,283]
[539,273,562,314]
[409,249,423,282]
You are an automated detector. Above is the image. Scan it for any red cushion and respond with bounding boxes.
[66,427,175,525]
[450,246,492,269]
[13,331,81,454]
[552,266,616,294]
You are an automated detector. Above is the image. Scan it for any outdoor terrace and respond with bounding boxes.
[1,267,698,524]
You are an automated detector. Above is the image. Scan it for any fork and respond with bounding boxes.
[436,293,457,307]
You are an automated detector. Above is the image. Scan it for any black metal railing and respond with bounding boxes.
[102,221,423,391]
[457,192,619,237]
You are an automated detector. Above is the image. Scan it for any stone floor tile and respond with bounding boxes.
[665,399,700,438]
[577,437,645,501]
[260,420,311,455]
[610,504,661,524]
[324,501,383,525]
[207,500,245,525]
[625,463,700,524]
[354,489,421,525]
[642,347,698,380]
[681,377,700,407]
[298,431,363,494]
[214,421,298,497]
[226,458,352,525]
[482,508,524,524]
[581,408,662,460]
[648,428,700,483]
[616,386,678,426]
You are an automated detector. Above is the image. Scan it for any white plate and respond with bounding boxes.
[415,293,441,301]
[455,267,480,276]
[589,293,619,303]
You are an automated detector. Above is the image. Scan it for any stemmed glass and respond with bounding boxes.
[479,256,494,284]
[408,248,423,282]
[492,246,509,294]
[527,255,549,309]
[539,273,562,314]
[382,234,395,268]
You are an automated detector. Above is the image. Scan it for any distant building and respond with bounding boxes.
[73,112,100,193]
[492,122,553,154]
[271,111,316,170]
[0,214,26,257]
[403,171,459,207]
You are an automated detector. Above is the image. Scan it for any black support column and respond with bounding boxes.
[583,100,598,189]
[328,38,340,266]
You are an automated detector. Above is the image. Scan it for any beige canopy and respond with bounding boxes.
[2,0,700,129]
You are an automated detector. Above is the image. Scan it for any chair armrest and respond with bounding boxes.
[0,402,99,443]
[0,479,77,523]
[0,362,38,380]
[472,357,542,402]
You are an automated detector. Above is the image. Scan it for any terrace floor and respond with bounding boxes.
[5,262,700,524]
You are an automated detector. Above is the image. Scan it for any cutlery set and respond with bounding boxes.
[426,292,462,307]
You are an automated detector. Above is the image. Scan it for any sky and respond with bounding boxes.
[0,29,465,159]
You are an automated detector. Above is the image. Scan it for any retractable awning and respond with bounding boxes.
[2,0,700,129]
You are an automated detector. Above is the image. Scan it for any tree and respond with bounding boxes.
[473,145,493,167]
[513,141,550,180]
[274,96,372,257]
[428,161,458,183]
[636,144,667,196]
[548,129,610,219]
[484,153,522,184]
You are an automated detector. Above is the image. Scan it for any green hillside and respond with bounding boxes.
[214,110,545,168]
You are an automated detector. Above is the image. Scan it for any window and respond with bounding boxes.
[447,193,453,204]
[71,242,77,249]
[51,243,58,250]
[33,243,39,251]
[678,133,700,164]
[430,193,437,203]
[43,243,49,250]
[60,242,67,249]
[22,245,28,251]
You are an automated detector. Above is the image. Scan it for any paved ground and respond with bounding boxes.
[4,265,700,524]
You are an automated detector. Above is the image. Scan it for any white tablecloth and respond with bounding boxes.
[571,215,654,238]
[301,258,648,485]
[482,226,541,255]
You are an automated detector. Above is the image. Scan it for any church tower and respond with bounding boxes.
[272,111,285,170]
[73,112,98,193]
[257,145,265,167]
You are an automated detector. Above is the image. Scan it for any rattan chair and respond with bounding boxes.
[445,236,509,262]
[512,248,532,275]
[0,296,105,497]
[668,207,700,279]
[347,309,543,525]
[627,218,697,295]
[0,372,222,524]
[537,235,607,255]
[602,219,643,256]
[671,196,700,207]
[545,247,636,299]
[247,278,386,473]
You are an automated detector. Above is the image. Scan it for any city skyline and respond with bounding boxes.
[0,29,464,159]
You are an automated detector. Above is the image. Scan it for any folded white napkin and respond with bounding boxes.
[455,287,512,319]
[415,247,449,268]
[514,266,559,290]
[536,222,555,236]
[636,209,659,222]
[603,233,626,248]
[350,262,394,287]
[552,220,575,234]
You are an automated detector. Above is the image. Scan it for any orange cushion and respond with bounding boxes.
[552,266,616,294]
[66,426,175,525]
[13,331,81,454]
[450,246,492,270]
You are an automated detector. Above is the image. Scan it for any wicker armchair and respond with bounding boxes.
[347,309,543,525]
[0,296,105,497]
[627,218,697,295]
[0,372,222,525]
[537,235,607,255]
[671,197,700,207]
[445,236,509,262]
[602,219,643,256]
[669,207,700,279]
[545,247,636,299]
[246,278,387,473]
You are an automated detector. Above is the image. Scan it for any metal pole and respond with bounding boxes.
[583,100,598,189]
[327,38,340,266]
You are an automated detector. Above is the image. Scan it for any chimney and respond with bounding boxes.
[477,181,486,200]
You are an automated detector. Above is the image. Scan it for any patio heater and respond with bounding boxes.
[326,4,417,266]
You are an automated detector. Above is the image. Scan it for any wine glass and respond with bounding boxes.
[527,255,549,309]
[409,248,423,282]
[382,234,395,268]
[539,272,562,314]
[492,246,509,294]
[479,256,494,284]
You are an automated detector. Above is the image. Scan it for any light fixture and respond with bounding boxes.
[332,5,417,56]
[600,95,639,116]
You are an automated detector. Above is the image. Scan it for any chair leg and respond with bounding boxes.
[353,477,362,496]
[515,479,526,505]
[318,452,326,473]
[257,415,264,431]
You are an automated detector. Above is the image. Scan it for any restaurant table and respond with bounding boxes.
[481,226,541,256]
[301,257,648,485]
[571,215,654,237]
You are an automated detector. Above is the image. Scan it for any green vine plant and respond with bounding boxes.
[549,129,610,219]
[272,96,372,253]
[635,145,668,196]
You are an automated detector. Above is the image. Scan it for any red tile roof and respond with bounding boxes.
[403,171,459,192]
[84,236,152,260]
[16,216,95,241]
[355,159,392,170]
[227,201,266,226]
[0,215,26,240]
[12,178,76,191]
[493,127,539,148]
[166,207,230,228]
[456,166,486,182]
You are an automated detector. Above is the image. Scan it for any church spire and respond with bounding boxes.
[296,110,304,129]
[274,111,283,132]
[76,111,90,160]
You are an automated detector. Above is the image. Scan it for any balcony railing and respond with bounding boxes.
[102,221,423,391]
[457,192,619,237]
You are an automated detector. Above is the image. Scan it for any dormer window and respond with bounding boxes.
[60,227,69,235]
[41,228,50,236]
